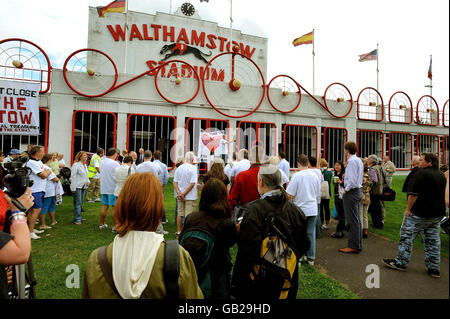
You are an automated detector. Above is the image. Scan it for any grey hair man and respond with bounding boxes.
[367,154,386,229]
[382,156,396,188]
[402,155,421,194]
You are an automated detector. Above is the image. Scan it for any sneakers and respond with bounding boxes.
[86,200,95,203]
[428,269,440,278]
[39,225,52,230]
[99,224,108,230]
[321,224,329,230]
[94,198,102,202]
[33,229,44,234]
[157,230,169,235]
[306,258,315,266]
[382,258,407,271]
[30,232,40,240]
[111,227,118,234]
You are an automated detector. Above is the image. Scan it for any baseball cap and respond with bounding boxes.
[9,149,21,155]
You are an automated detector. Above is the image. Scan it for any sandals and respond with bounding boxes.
[72,222,81,225]
[330,232,344,238]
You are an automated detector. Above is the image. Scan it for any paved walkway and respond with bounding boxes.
[314,221,449,299]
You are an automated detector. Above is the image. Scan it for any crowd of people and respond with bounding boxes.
[0,140,449,300]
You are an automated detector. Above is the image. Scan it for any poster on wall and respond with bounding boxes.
[0,79,40,135]
[197,130,226,162]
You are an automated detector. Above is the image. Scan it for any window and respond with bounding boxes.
[322,127,347,167]
[0,107,48,154]
[416,134,439,158]
[237,121,277,158]
[388,132,412,170]
[442,135,449,165]
[283,124,317,169]
[72,111,116,163]
[357,130,384,159]
[127,114,176,170]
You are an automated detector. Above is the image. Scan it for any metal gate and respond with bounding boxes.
[388,132,412,170]
[72,110,116,163]
[127,114,176,170]
[283,124,317,169]
[0,107,48,154]
[357,130,384,159]
[416,134,439,158]
[185,117,229,173]
[237,121,277,159]
[443,135,449,165]
[322,127,348,167]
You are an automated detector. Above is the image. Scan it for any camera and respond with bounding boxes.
[3,156,33,199]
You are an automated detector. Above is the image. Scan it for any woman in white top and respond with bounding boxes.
[114,156,135,197]
[40,154,60,229]
[70,151,90,225]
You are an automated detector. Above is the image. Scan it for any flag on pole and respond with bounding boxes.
[428,56,432,80]
[97,0,126,18]
[359,49,378,62]
[292,31,313,47]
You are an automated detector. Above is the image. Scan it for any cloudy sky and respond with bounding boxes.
[1,0,448,107]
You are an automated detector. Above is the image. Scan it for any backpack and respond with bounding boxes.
[249,200,299,299]
[97,240,180,299]
[179,227,215,299]
[320,180,330,199]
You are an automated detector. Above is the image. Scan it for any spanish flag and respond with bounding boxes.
[292,31,313,47]
[97,0,126,18]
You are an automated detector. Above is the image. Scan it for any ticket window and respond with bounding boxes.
[185,118,229,173]
[128,114,176,169]
[322,127,348,168]
[357,130,384,159]
[237,121,277,160]
[283,124,317,169]
[389,132,412,170]
[72,111,116,163]
[0,107,48,155]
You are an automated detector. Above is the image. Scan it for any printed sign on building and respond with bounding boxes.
[0,79,40,135]
[197,129,225,161]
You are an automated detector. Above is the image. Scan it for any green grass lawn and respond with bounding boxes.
[29,179,358,299]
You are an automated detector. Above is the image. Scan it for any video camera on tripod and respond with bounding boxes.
[2,156,36,299]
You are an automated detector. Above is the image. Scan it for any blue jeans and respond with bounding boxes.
[395,213,442,270]
[306,215,318,260]
[73,188,86,223]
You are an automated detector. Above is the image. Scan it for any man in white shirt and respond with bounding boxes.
[173,152,198,235]
[99,148,120,230]
[339,141,364,254]
[136,150,162,181]
[26,145,53,239]
[287,154,321,265]
[224,152,238,181]
[308,156,324,238]
[230,149,250,184]
[278,151,290,183]
[153,150,169,226]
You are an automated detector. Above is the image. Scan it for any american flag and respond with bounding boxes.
[359,49,378,62]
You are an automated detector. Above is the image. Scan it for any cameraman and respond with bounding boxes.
[0,188,34,299]
[26,146,52,240]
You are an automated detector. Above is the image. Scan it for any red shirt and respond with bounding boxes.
[0,190,10,231]
[228,164,262,211]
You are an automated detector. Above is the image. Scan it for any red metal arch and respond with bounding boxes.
[266,74,302,114]
[416,95,439,126]
[388,91,413,124]
[443,99,449,128]
[356,87,384,122]
[0,38,52,93]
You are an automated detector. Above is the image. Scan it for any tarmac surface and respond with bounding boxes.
[314,221,449,299]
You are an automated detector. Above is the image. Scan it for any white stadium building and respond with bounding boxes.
[0,4,448,174]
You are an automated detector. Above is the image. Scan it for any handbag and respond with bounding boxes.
[332,206,338,219]
[55,183,63,206]
[320,181,330,200]
[379,169,396,201]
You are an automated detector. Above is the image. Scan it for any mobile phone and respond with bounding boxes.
[237,216,243,222]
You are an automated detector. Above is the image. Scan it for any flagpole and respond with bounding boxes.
[124,0,129,74]
[312,29,315,96]
[230,0,233,50]
[430,55,432,96]
[376,43,379,92]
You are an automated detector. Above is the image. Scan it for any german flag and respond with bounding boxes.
[97,0,126,18]
[292,31,313,47]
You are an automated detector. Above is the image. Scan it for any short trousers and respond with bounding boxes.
[177,200,197,217]
[41,196,56,215]
[32,192,45,209]
[101,194,117,206]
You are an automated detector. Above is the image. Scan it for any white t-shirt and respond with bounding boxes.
[279,169,289,185]
[58,159,66,166]
[114,165,135,197]
[310,168,324,204]
[224,162,237,180]
[231,159,250,178]
[173,163,198,201]
[100,157,120,195]
[278,159,290,179]
[43,164,57,198]
[136,161,162,181]
[26,159,48,193]
[92,155,101,179]
[286,169,321,217]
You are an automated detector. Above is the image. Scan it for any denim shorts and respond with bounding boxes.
[32,192,45,209]
[41,196,56,215]
[101,194,117,206]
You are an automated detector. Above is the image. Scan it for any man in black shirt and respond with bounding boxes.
[383,153,446,278]
[401,155,420,193]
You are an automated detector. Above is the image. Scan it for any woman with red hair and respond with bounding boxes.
[82,173,203,299]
